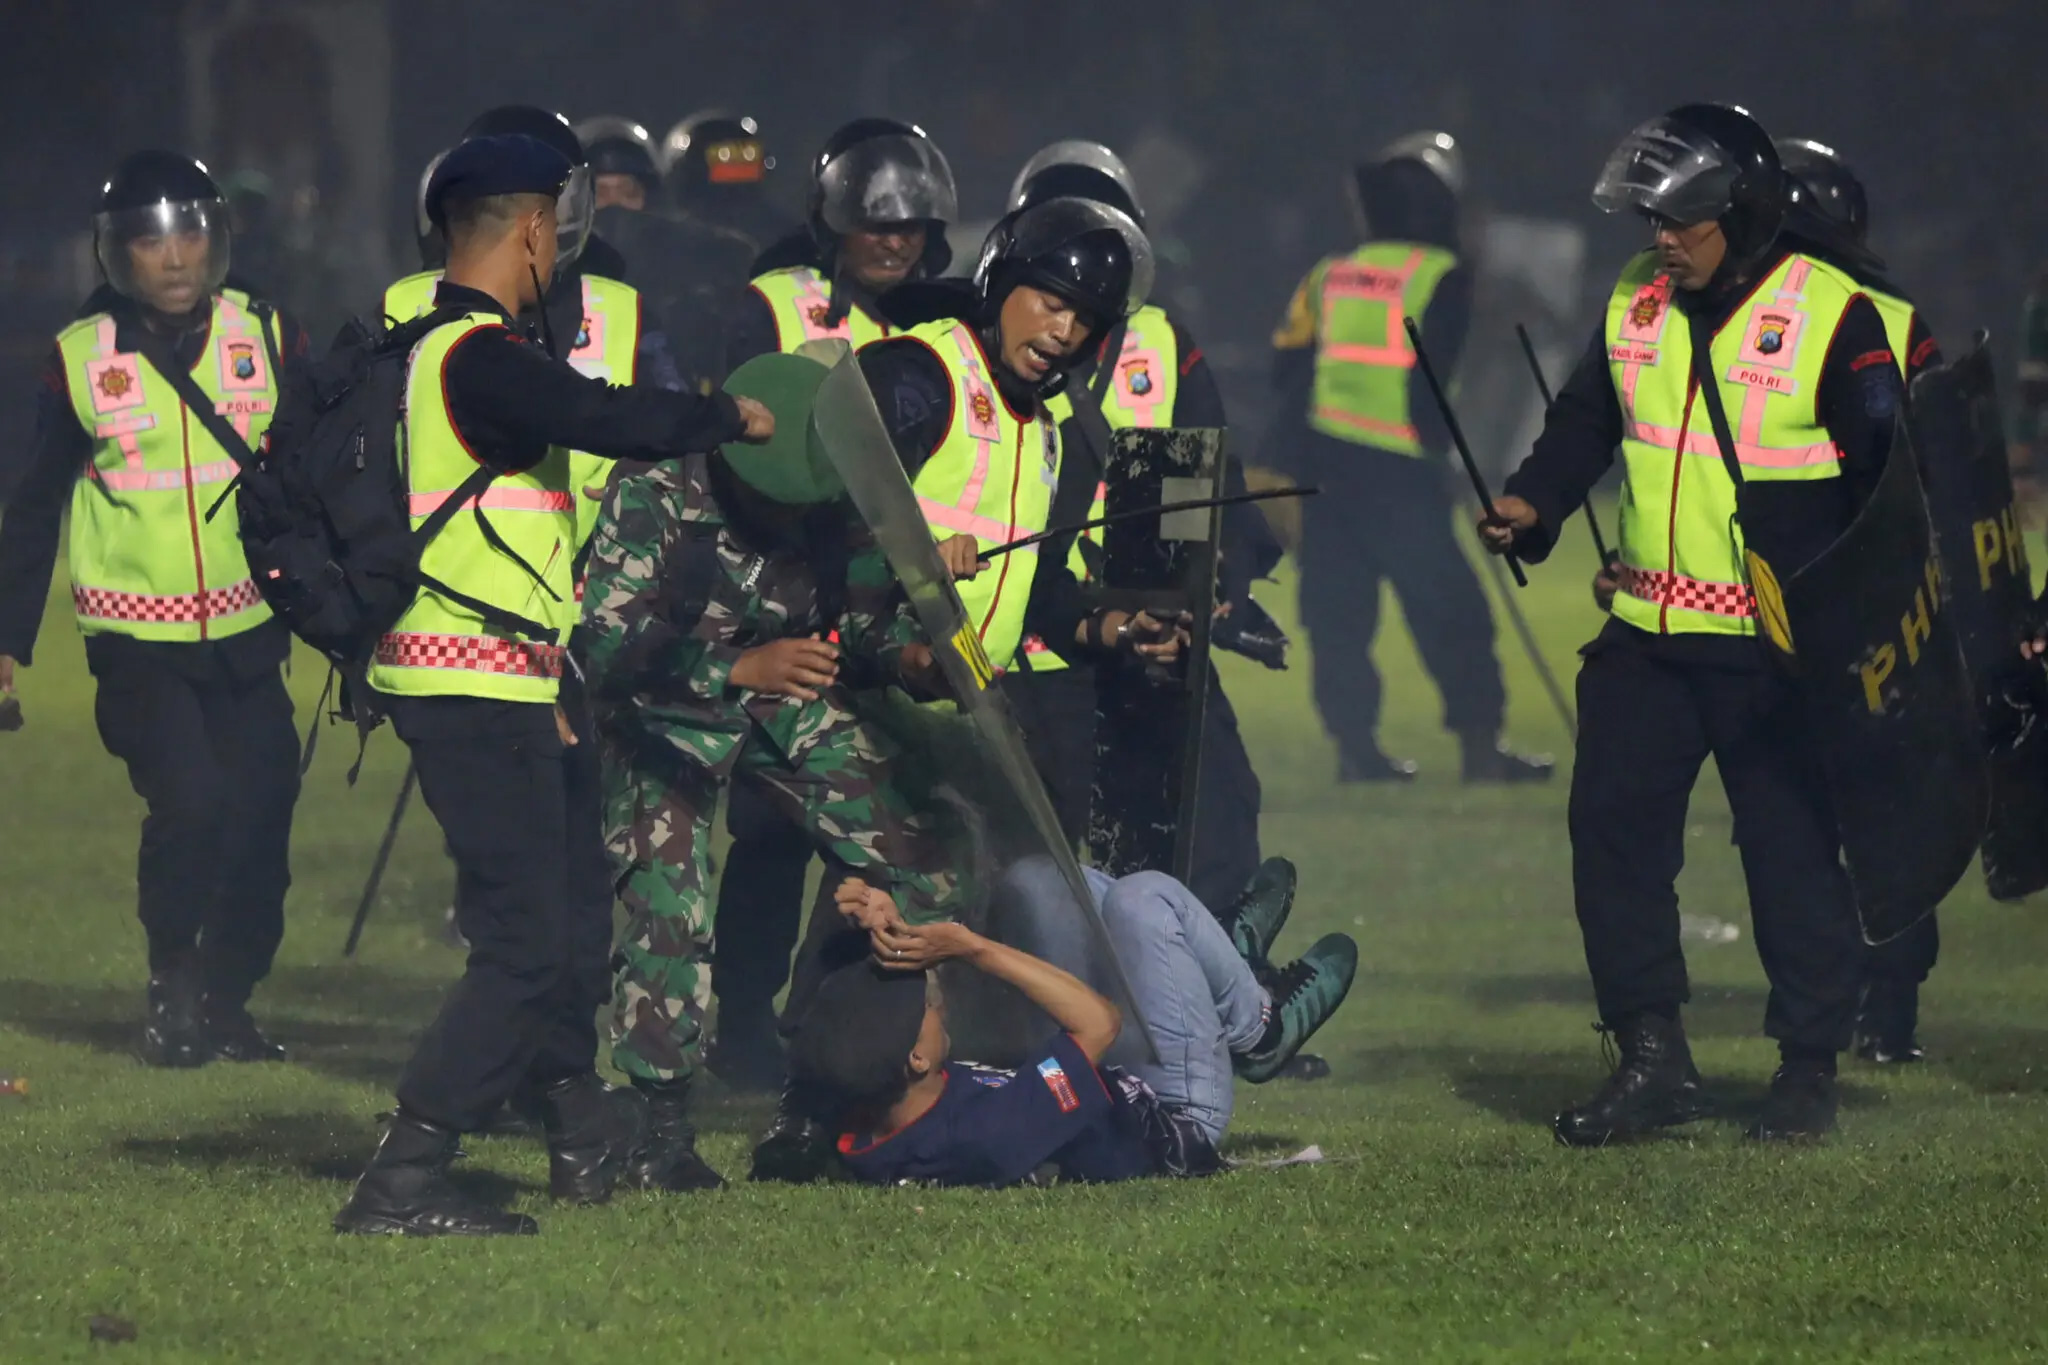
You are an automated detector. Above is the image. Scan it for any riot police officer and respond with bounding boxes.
[661,109,796,255]
[0,152,307,1067]
[1481,104,1907,1145]
[725,118,957,370]
[1268,134,1550,785]
[708,117,963,1089]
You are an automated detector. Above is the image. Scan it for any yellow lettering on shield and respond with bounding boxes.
[1861,643,1899,715]
[950,623,995,691]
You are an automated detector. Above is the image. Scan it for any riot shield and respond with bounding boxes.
[1088,427,1226,884]
[593,205,758,389]
[1769,415,1988,942]
[805,347,1155,1062]
[1911,341,2048,900]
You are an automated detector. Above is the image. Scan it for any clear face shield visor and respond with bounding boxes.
[817,135,959,235]
[1007,140,1142,217]
[553,163,596,267]
[93,198,232,307]
[1590,120,1736,227]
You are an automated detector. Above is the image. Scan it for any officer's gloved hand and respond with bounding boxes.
[1211,596,1290,671]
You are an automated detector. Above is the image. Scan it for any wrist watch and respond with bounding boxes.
[1114,617,1134,651]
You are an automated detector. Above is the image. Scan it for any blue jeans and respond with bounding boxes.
[998,862,1269,1145]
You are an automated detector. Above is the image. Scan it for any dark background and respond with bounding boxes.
[4,0,2043,490]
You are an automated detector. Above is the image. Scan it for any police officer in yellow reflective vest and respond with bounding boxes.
[0,151,307,1069]
[725,118,957,373]
[1001,142,1284,919]
[332,134,770,1238]
[708,116,962,1087]
[1269,133,1550,785]
[1482,105,1908,1148]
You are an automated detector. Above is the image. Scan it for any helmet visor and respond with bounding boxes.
[1008,140,1141,216]
[1591,118,1737,226]
[984,196,1155,319]
[554,163,596,266]
[93,198,230,309]
[817,134,958,234]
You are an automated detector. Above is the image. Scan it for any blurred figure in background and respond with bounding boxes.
[1266,133,1550,786]
[662,110,797,255]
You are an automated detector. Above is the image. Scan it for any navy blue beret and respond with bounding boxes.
[424,133,572,226]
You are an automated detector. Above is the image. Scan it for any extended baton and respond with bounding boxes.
[979,486,1317,561]
[1514,324,1615,567]
[343,761,416,957]
[1403,317,1525,587]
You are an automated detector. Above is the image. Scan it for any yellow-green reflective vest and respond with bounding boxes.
[1866,288,1917,379]
[55,288,278,643]
[1306,242,1457,454]
[1606,250,1859,637]
[885,318,1059,671]
[367,312,578,703]
[382,270,640,549]
[1025,305,1183,671]
[750,265,895,351]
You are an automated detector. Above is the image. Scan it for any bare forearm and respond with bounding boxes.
[966,935,1121,1062]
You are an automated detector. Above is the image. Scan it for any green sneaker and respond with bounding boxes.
[1233,934,1357,1084]
[1218,857,1296,966]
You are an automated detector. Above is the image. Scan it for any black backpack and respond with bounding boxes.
[212,308,556,766]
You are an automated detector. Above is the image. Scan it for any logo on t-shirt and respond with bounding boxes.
[1037,1057,1080,1113]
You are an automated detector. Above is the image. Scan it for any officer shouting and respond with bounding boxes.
[1269,134,1549,785]
[0,151,307,1068]
[332,133,770,1237]
[1481,104,1905,1145]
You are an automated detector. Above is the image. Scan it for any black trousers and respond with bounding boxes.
[713,779,811,1015]
[1295,436,1505,756]
[88,637,300,1004]
[1568,629,1863,1053]
[388,690,613,1132]
[1867,913,1939,985]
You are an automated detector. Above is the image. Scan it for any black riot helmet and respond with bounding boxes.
[1593,103,1787,266]
[1354,131,1464,247]
[973,196,1151,341]
[1775,137,1869,245]
[809,118,957,274]
[94,150,231,307]
[1008,140,1145,228]
[661,110,773,206]
[462,105,594,266]
[574,116,661,197]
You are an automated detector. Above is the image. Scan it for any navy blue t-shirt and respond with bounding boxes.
[836,1033,1156,1187]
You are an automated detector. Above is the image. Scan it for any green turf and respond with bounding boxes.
[4,510,2047,1363]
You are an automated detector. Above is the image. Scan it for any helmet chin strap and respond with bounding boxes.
[528,264,558,356]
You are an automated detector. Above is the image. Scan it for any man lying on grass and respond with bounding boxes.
[785,862,1357,1186]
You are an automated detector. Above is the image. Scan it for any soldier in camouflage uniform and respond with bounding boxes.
[577,404,964,1190]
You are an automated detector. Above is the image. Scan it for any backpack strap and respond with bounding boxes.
[1685,312,1751,495]
[408,463,558,641]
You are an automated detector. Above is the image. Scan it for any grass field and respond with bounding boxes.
[4,510,2048,1363]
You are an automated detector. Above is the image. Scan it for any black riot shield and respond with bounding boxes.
[1766,416,1989,942]
[592,205,758,389]
[1911,341,2048,900]
[1087,427,1227,884]
[805,346,1155,1062]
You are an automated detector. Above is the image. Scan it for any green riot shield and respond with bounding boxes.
[1910,341,2048,901]
[1765,415,1989,943]
[805,346,1155,1063]
[1088,427,1226,882]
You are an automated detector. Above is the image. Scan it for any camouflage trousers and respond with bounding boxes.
[604,709,960,1084]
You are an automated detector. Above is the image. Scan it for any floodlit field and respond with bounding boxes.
[3,508,2045,1362]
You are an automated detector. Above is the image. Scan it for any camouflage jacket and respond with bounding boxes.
[576,452,924,775]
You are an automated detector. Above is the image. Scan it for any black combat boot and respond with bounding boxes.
[705,997,788,1094]
[1745,1054,1838,1142]
[1459,733,1555,784]
[623,1078,725,1192]
[1853,979,1924,1064]
[334,1110,537,1237]
[539,1073,648,1205]
[140,957,206,1069]
[1338,748,1418,784]
[748,1081,837,1184]
[1554,1013,1713,1147]
[202,995,287,1062]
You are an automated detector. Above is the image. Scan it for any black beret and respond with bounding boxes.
[424,133,572,227]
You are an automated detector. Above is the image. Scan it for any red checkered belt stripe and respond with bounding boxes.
[1616,565,1755,618]
[73,578,262,624]
[374,631,565,678]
